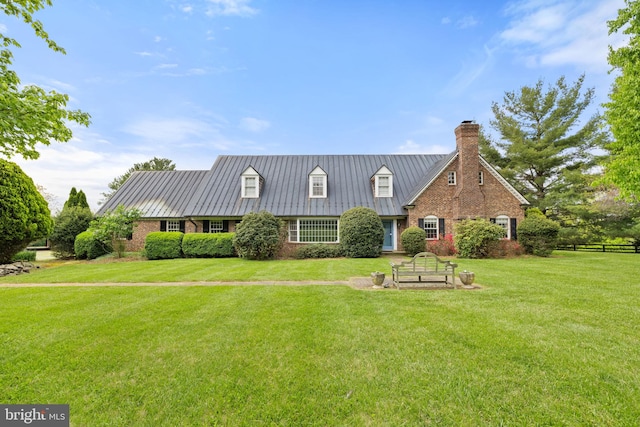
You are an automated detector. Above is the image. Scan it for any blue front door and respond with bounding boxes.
[382,220,394,251]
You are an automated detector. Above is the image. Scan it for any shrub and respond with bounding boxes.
[454,219,506,258]
[517,215,560,257]
[426,234,457,256]
[340,207,384,258]
[294,243,344,259]
[49,206,93,259]
[12,250,37,262]
[145,232,184,260]
[0,159,53,263]
[182,233,235,258]
[74,230,111,260]
[233,211,285,260]
[401,226,426,256]
[486,240,525,258]
[89,205,141,258]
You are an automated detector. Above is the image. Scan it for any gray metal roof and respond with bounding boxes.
[184,154,449,217]
[97,154,459,218]
[97,170,209,217]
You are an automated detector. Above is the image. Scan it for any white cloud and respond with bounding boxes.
[441,17,452,25]
[240,117,271,133]
[181,4,194,13]
[153,35,164,43]
[14,139,149,212]
[457,15,479,29]
[395,140,449,154]
[205,0,258,17]
[134,51,155,57]
[499,0,626,72]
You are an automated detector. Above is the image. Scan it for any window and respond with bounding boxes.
[241,166,261,198]
[448,171,456,185]
[377,176,391,197]
[209,220,224,233]
[288,219,339,243]
[374,166,393,197]
[423,216,438,240]
[495,215,510,239]
[479,171,484,185]
[166,220,181,232]
[309,166,327,198]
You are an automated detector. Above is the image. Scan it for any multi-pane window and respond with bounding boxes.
[376,175,391,197]
[309,166,327,198]
[495,215,509,239]
[166,220,181,232]
[288,219,338,243]
[312,176,325,197]
[448,171,456,185]
[209,220,224,233]
[423,216,438,240]
[244,176,257,198]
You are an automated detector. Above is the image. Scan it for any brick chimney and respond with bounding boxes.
[453,121,486,219]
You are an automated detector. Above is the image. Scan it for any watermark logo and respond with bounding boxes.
[0,405,68,427]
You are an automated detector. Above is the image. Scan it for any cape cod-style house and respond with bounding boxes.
[97,121,529,252]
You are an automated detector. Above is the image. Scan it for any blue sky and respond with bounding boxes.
[1,0,625,211]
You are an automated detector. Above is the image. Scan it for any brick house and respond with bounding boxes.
[97,121,529,252]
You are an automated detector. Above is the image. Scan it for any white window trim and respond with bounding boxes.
[375,175,393,197]
[208,220,224,233]
[495,215,510,239]
[241,167,260,198]
[309,166,327,198]
[288,218,339,243]
[424,215,439,240]
[448,171,456,185]
[166,220,181,232]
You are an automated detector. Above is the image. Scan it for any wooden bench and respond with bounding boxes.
[390,252,458,289]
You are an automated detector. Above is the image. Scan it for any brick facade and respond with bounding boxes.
[120,122,526,254]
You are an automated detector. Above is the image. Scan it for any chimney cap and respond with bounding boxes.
[461,120,475,124]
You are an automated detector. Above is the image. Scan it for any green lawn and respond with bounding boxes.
[1,252,639,425]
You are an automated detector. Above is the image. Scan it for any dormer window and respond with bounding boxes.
[373,166,393,197]
[309,166,327,198]
[241,166,262,198]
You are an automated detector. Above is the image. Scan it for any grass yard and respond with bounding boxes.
[0,252,639,425]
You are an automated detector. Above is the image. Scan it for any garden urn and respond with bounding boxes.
[371,271,385,286]
[459,270,475,286]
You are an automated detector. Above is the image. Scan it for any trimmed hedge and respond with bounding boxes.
[74,230,111,260]
[145,232,184,260]
[294,243,344,259]
[182,233,235,258]
[234,211,285,260]
[400,226,426,256]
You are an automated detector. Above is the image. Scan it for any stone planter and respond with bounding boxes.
[459,270,475,287]
[371,271,385,286]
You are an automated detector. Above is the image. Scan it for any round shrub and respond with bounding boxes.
[145,232,184,260]
[74,230,111,260]
[454,219,505,258]
[233,211,285,260]
[401,226,426,256]
[517,215,560,257]
[339,207,384,258]
[182,233,235,258]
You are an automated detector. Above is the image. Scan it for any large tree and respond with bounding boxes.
[101,157,176,202]
[481,75,609,212]
[602,0,640,199]
[0,1,91,160]
[0,159,53,263]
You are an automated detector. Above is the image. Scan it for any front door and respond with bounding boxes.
[382,220,394,251]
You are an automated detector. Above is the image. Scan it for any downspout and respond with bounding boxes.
[188,218,198,232]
